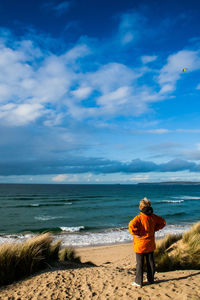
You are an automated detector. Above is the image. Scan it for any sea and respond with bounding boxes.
[0,184,199,247]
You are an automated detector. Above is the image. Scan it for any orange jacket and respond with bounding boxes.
[129,212,166,253]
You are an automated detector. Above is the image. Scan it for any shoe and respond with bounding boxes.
[131,282,141,287]
[148,281,154,284]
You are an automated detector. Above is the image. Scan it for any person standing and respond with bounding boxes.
[129,197,166,287]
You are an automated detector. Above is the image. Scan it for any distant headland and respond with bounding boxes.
[138,181,200,185]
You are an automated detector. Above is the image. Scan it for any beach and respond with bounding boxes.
[0,242,199,300]
[0,184,199,299]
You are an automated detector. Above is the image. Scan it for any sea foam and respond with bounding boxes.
[55,224,192,247]
[35,215,64,221]
[0,224,192,247]
[162,200,184,203]
[60,226,85,232]
[172,196,200,200]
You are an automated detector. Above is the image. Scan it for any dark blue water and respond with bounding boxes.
[0,184,199,246]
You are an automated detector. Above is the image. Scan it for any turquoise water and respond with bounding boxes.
[0,184,199,246]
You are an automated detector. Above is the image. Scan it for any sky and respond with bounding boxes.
[0,0,200,184]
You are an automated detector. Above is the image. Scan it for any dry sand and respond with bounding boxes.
[0,242,199,300]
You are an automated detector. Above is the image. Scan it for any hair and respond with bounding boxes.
[139,197,152,210]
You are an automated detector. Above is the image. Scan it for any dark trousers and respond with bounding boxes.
[135,252,155,286]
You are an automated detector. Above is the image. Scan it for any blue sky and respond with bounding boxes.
[0,0,200,183]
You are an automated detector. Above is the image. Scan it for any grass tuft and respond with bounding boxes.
[182,222,200,244]
[59,247,81,263]
[49,240,62,261]
[154,222,200,272]
[0,233,80,286]
[155,233,182,255]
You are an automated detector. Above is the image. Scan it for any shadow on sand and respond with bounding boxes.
[142,271,200,286]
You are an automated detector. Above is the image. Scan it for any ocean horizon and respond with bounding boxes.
[0,183,199,247]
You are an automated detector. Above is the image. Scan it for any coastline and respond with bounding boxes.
[0,222,192,248]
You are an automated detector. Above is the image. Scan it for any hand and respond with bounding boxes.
[134,235,141,238]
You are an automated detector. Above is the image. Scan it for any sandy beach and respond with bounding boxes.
[0,242,199,300]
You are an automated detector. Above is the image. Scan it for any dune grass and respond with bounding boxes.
[59,246,80,263]
[155,233,182,256]
[154,222,200,272]
[0,233,80,286]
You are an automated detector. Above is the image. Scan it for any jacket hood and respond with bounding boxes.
[141,206,153,216]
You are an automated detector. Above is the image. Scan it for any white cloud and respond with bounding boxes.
[52,174,68,182]
[121,32,134,45]
[43,112,64,127]
[71,86,93,100]
[147,129,171,134]
[63,44,91,62]
[18,40,43,59]
[31,57,72,104]
[0,103,45,125]
[118,12,145,46]
[132,128,200,135]
[158,50,200,88]
[177,129,200,133]
[97,86,130,108]
[0,84,11,101]
[159,84,175,94]
[87,62,137,93]
[141,55,157,64]
[65,59,163,118]
[0,38,91,126]
[130,174,150,182]
[64,62,145,118]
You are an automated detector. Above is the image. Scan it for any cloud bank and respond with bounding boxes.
[0,157,200,176]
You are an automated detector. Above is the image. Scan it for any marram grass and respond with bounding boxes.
[154,221,200,272]
[59,246,80,263]
[0,233,80,286]
[155,233,182,256]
